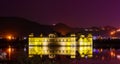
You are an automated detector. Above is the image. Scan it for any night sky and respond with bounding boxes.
[0,0,120,28]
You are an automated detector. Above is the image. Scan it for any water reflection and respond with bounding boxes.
[29,46,92,58]
[1,47,120,64]
[117,55,120,60]
[93,48,120,61]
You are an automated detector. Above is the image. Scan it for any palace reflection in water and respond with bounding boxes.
[28,33,92,58]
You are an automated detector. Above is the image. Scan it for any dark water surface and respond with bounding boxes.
[0,47,120,64]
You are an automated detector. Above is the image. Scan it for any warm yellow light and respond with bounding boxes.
[78,34,93,58]
[28,34,93,58]
[71,55,76,58]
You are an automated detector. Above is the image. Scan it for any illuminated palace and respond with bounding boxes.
[28,33,93,58]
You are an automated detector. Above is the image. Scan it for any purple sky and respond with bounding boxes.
[0,0,120,28]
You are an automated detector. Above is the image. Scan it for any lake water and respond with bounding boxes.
[0,46,120,64]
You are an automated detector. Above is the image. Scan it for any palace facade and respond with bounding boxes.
[28,33,92,58]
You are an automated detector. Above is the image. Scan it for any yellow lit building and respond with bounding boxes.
[28,33,92,58]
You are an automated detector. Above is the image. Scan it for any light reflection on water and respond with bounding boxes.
[3,47,120,59]
[93,48,120,60]
[1,47,120,64]
[28,46,92,58]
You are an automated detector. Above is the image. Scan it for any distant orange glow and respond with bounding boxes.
[110,28,120,36]
[110,31,116,35]
[110,51,115,57]
[116,28,120,32]
[6,34,14,40]
[99,49,103,52]
[7,36,12,40]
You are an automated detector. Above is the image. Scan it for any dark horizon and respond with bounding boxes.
[0,16,118,28]
[0,0,120,28]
